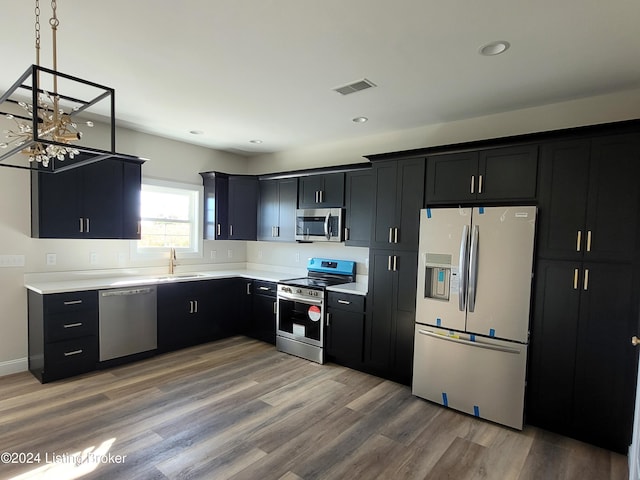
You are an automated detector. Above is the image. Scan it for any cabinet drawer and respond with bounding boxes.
[327,292,365,312]
[46,311,98,342]
[44,291,97,314]
[44,336,98,380]
[253,280,277,297]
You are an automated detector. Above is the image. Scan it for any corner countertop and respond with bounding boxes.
[24,266,369,296]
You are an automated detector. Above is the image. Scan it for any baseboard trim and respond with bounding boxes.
[0,358,28,377]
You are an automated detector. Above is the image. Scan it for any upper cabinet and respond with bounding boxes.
[370,158,425,251]
[537,134,640,262]
[201,172,258,241]
[425,144,538,204]
[298,172,345,208]
[257,178,297,242]
[344,169,373,247]
[31,158,143,239]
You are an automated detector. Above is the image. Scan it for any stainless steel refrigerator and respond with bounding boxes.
[412,206,536,429]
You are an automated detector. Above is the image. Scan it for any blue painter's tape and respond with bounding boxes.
[426,208,432,219]
[436,318,442,327]
[438,270,445,282]
[479,207,485,214]
[474,405,480,417]
[489,328,496,337]
[442,392,448,407]
[470,334,476,342]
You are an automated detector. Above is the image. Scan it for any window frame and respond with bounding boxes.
[131,177,204,260]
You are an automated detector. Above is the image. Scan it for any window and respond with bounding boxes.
[135,179,203,257]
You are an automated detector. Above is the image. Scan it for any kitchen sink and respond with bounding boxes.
[154,273,209,281]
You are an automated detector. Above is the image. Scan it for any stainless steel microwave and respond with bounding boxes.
[295,208,343,242]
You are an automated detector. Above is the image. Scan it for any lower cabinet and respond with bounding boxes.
[364,249,417,385]
[28,290,99,383]
[157,278,247,353]
[325,291,366,368]
[527,259,639,453]
[247,280,277,345]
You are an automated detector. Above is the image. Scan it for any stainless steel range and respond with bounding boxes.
[276,258,356,364]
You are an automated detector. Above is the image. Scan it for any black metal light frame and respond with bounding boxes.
[0,64,142,173]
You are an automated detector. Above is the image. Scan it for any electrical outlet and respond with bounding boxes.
[90,252,98,265]
[46,253,56,265]
[227,249,233,259]
[210,250,217,260]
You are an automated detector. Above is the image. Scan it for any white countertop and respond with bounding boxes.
[24,267,369,295]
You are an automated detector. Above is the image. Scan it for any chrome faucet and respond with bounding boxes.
[169,247,177,274]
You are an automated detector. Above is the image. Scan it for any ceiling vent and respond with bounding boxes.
[334,78,376,95]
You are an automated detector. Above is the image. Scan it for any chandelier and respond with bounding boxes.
[0,0,141,173]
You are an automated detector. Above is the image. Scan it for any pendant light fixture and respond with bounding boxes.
[0,0,143,173]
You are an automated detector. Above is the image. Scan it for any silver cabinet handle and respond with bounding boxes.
[478,175,483,194]
[576,230,582,252]
[326,312,331,327]
[64,349,83,357]
[273,301,277,315]
[583,268,589,291]
[79,218,84,233]
[338,299,351,305]
[247,283,251,295]
[388,255,392,271]
[394,227,399,244]
[275,226,279,237]
[388,227,393,243]
[194,300,198,313]
[344,227,349,241]
[393,255,398,272]
[230,224,233,237]
[471,175,475,194]
[217,223,221,236]
[63,300,83,305]
[189,300,194,314]
[63,322,83,328]
[586,230,592,252]
[573,268,579,290]
[258,286,270,291]
[86,218,90,233]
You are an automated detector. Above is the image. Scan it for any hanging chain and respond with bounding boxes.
[34,0,41,65]
[50,0,59,73]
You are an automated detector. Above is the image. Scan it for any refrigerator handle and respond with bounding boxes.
[468,224,480,312]
[417,329,521,355]
[458,224,469,312]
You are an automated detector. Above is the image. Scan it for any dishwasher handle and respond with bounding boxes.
[101,287,155,297]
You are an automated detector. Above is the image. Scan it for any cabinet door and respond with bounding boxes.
[585,134,640,263]
[251,293,277,344]
[228,176,258,240]
[425,152,478,203]
[573,262,638,452]
[277,178,297,242]
[478,145,538,201]
[527,260,581,434]
[82,159,124,239]
[201,173,229,240]
[370,161,398,249]
[537,140,591,260]
[298,173,344,208]
[392,250,418,385]
[326,307,364,364]
[344,169,373,247]
[257,179,279,241]
[122,161,142,239]
[297,176,323,208]
[365,249,396,370]
[157,283,194,352]
[395,159,425,251]
[32,168,83,238]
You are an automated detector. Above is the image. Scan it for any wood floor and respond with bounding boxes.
[0,336,629,480]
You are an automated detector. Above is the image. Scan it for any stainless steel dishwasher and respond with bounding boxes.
[98,286,157,361]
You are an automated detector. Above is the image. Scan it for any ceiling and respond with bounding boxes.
[1,0,640,156]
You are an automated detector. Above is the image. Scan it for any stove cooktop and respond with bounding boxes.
[279,257,356,290]
[278,276,348,289]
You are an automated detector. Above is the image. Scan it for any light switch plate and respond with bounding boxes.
[46,253,56,265]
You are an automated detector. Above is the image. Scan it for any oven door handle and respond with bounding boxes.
[277,292,324,305]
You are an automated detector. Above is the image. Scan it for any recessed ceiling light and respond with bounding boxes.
[249,139,263,144]
[479,41,510,56]
[352,117,368,123]
[189,130,204,135]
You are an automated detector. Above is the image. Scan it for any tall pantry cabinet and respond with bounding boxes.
[365,157,425,385]
[527,132,640,453]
